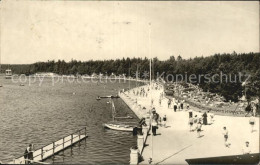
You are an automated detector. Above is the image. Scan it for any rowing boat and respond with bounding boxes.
[103,123,134,132]
[114,115,133,119]
[100,95,119,98]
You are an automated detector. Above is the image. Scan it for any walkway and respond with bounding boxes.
[124,85,259,164]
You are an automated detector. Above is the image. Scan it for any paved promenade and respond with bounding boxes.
[124,85,259,164]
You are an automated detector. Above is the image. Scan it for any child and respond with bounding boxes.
[162,115,167,127]
[197,121,202,138]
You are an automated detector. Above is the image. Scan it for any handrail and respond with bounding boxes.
[13,127,87,162]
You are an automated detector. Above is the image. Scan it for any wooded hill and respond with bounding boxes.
[1,52,259,102]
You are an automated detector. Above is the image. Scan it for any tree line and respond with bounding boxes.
[1,52,259,102]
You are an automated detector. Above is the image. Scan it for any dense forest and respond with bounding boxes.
[1,52,259,102]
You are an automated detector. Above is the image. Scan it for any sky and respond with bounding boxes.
[0,1,259,64]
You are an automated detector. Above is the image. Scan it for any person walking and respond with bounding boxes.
[193,115,198,125]
[196,121,202,138]
[242,141,251,154]
[208,111,214,124]
[222,127,230,147]
[202,112,208,125]
[181,100,184,110]
[177,102,181,111]
[162,115,167,128]
[189,117,194,132]
[249,115,256,133]
[167,99,171,108]
[174,102,177,112]
[188,106,193,118]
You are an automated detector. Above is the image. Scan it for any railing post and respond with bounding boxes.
[63,137,65,149]
[53,142,55,154]
[41,147,43,160]
[79,130,81,145]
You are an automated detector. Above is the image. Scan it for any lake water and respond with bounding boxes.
[0,76,143,164]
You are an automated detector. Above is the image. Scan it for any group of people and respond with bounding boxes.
[151,108,167,136]
[222,126,252,154]
[167,98,185,112]
[187,108,210,138]
[133,87,148,98]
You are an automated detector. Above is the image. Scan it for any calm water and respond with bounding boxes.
[0,76,143,164]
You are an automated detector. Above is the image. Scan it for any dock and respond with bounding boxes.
[9,127,88,164]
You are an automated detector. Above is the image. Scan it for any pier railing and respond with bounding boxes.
[12,127,87,164]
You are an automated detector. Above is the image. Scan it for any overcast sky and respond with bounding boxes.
[0,1,259,64]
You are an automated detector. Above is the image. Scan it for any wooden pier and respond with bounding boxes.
[9,127,88,164]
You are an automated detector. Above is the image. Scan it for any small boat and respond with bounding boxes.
[114,115,133,119]
[100,95,119,98]
[96,97,101,100]
[103,123,134,132]
[103,99,135,132]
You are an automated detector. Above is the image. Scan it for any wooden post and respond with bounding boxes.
[41,147,43,160]
[53,142,55,154]
[79,130,81,145]
[85,127,87,137]
[71,134,73,145]
[63,137,65,149]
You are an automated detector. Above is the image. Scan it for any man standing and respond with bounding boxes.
[24,144,34,164]
[151,108,159,136]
